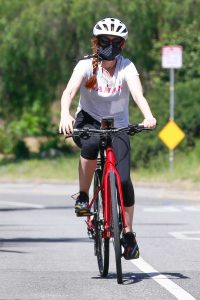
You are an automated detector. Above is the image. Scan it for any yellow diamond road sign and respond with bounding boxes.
[159,120,185,150]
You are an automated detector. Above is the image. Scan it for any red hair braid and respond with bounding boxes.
[85,37,99,90]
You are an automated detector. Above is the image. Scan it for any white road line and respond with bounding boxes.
[144,206,181,212]
[184,206,200,211]
[170,231,200,241]
[0,200,45,209]
[131,257,196,300]
[143,206,200,213]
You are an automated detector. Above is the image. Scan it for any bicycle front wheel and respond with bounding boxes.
[93,169,109,277]
[110,171,123,284]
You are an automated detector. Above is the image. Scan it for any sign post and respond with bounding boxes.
[169,68,175,172]
[161,45,183,171]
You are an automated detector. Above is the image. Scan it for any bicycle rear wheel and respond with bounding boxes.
[110,171,123,284]
[93,169,109,277]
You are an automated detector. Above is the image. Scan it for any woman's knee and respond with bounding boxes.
[81,139,99,159]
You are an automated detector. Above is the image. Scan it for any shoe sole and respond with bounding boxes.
[75,208,92,217]
[123,249,140,260]
[76,212,92,217]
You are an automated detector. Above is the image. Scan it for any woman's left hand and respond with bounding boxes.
[142,117,157,129]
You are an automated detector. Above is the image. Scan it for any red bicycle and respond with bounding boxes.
[68,117,151,284]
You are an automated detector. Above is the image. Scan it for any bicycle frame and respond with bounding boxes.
[65,123,151,238]
[88,143,127,239]
[63,121,154,283]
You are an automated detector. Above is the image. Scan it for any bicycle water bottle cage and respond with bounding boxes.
[101,116,114,129]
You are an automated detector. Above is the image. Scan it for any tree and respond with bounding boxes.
[0,0,75,118]
[0,0,199,161]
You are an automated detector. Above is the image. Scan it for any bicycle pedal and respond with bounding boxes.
[76,212,93,217]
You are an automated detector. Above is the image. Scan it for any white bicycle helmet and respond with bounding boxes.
[93,18,128,40]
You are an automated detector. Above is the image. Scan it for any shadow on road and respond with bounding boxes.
[0,206,73,212]
[92,271,190,285]
[0,237,92,243]
[0,249,27,254]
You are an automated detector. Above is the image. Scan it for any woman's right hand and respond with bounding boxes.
[59,114,75,135]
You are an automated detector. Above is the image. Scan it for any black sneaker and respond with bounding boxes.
[121,232,140,260]
[75,191,90,216]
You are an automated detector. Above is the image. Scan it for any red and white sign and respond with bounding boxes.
[162,46,183,69]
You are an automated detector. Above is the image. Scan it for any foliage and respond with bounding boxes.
[130,77,200,167]
[0,0,199,165]
[0,127,13,154]
[13,140,30,159]
[0,0,75,118]
[8,100,51,137]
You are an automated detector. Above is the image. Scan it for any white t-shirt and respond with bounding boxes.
[74,55,139,128]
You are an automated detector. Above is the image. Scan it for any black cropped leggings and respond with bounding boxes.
[73,110,135,207]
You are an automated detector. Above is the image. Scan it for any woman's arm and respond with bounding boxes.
[59,71,83,135]
[127,76,156,128]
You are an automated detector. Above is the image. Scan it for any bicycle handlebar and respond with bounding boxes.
[63,124,154,139]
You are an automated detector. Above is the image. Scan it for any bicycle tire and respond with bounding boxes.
[93,169,109,277]
[110,171,123,284]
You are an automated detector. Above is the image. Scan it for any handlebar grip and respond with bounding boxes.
[57,129,73,138]
[137,124,155,130]
[137,123,145,129]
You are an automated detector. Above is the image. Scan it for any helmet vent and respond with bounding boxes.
[96,25,101,30]
[116,25,122,32]
[111,24,114,31]
[103,24,108,31]
[122,28,127,33]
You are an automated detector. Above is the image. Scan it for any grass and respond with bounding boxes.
[0,153,80,182]
[0,146,199,189]
[131,146,200,188]
[134,155,199,181]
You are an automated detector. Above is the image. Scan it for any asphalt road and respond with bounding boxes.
[0,183,200,300]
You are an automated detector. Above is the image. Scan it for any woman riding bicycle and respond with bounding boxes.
[59,18,156,260]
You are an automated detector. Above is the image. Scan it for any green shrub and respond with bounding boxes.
[130,78,200,167]
[8,101,51,138]
[13,140,30,159]
[0,127,13,154]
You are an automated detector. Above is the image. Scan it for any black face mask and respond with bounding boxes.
[98,44,122,61]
